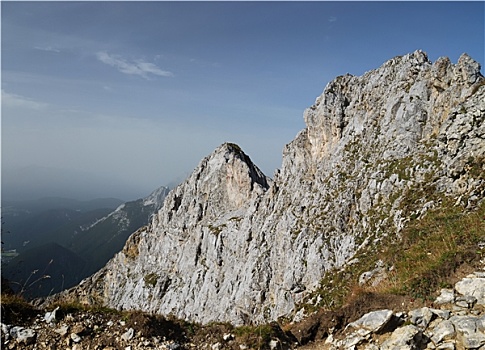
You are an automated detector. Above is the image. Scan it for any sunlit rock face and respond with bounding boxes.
[49,50,484,325]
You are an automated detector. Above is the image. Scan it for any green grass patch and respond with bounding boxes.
[144,273,159,287]
[381,198,485,299]
[234,324,277,349]
[298,194,485,313]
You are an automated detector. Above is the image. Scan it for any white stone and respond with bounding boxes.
[269,340,279,349]
[222,333,233,341]
[348,309,393,333]
[435,289,455,304]
[10,326,36,345]
[1,323,11,340]
[409,307,434,329]
[455,277,485,305]
[44,306,59,324]
[430,320,455,344]
[70,333,81,343]
[380,325,421,350]
[121,328,134,341]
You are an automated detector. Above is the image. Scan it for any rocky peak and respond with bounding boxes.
[285,50,483,174]
[46,51,484,326]
[142,185,170,207]
[155,142,270,230]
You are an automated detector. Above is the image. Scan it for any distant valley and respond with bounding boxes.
[1,188,169,298]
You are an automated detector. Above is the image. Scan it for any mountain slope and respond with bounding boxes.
[69,186,170,276]
[2,243,86,299]
[3,187,169,298]
[49,51,484,326]
[1,197,124,253]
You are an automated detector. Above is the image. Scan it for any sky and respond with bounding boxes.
[2,1,484,201]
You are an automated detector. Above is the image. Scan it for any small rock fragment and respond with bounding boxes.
[435,289,455,304]
[121,328,134,341]
[70,333,81,343]
[44,306,60,324]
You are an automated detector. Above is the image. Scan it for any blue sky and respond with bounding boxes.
[2,1,484,201]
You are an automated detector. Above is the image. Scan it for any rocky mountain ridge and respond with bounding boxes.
[47,50,485,326]
[3,258,484,349]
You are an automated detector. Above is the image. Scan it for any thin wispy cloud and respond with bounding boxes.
[96,52,174,79]
[34,46,61,53]
[2,90,49,110]
[328,16,337,23]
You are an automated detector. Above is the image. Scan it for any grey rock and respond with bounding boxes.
[10,326,36,345]
[436,343,455,350]
[409,307,434,329]
[450,315,478,335]
[359,260,387,286]
[455,277,485,305]
[478,315,485,331]
[462,334,485,349]
[380,324,421,350]
[167,342,181,350]
[430,320,455,344]
[455,295,477,309]
[348,309,393,333]
[435,289,455,305]
[430,309,451,320]
[449,315,485,348]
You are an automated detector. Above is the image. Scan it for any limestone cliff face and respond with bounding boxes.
[51,51,485,325]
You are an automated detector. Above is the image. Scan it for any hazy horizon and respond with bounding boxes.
[2,1,484,202]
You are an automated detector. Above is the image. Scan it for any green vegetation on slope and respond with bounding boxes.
[299,197,485,313]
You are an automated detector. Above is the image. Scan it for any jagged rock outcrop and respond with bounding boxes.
[322,266,485,349]
[47,50,485,326]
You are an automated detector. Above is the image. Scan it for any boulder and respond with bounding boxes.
[348,309,393,333]
[430,320,455,344]
[455,276,485,305]
[435,289,455,305]
[380,324,421,350]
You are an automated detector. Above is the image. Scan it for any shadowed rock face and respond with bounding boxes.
[48,50,485,326]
